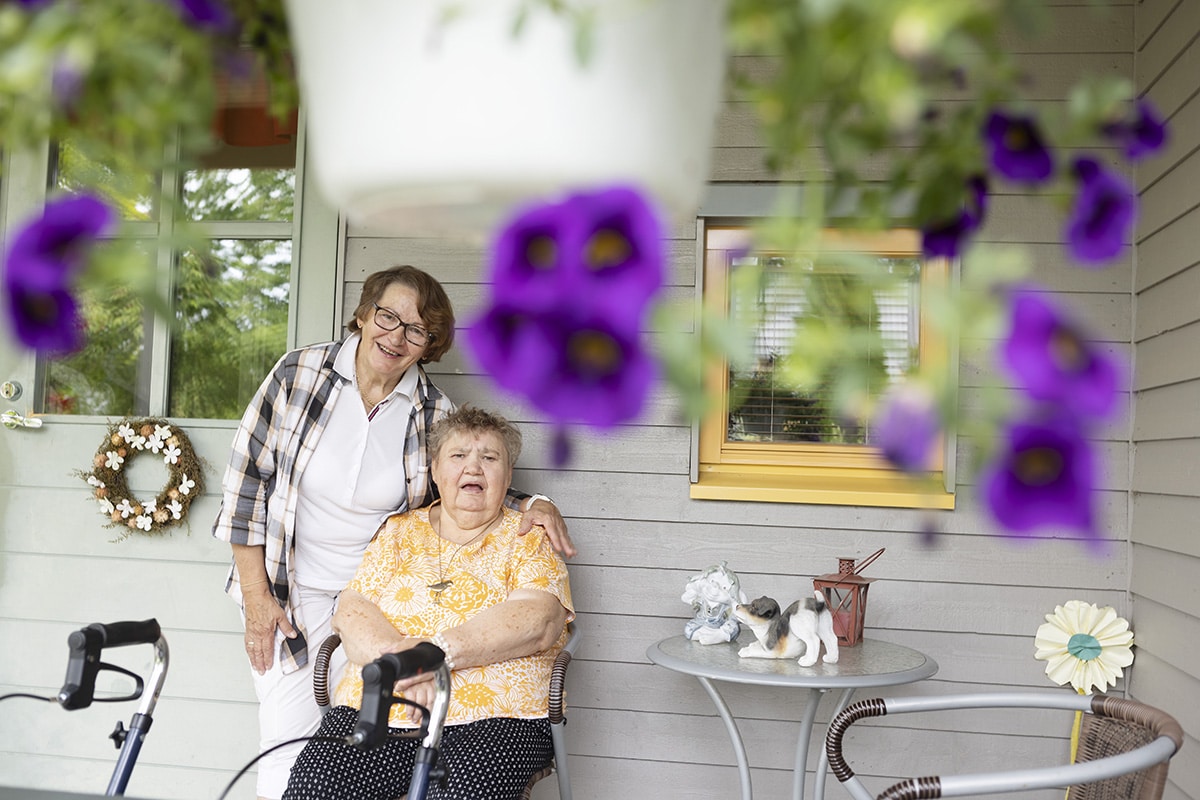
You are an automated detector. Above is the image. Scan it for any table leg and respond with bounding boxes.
[696,676,753,800]
[812,687,857,800]
[791,687,824,800]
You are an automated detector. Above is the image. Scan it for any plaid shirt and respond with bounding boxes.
[211,338,454,673]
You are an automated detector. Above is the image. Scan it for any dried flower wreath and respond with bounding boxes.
[78,418,204,538]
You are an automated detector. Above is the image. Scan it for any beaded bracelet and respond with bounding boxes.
[431,632,457,671]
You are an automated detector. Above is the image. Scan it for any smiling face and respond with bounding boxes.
[355,283,427,387]
[431,428,513,526]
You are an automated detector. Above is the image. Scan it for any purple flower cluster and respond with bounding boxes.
[468,186,664,458]
[920,101,1166,265]
[982,287,1123,545]
[170,0,235,31]
[872,381,942,473]
[14,0,234,28]
[2,194,114,355]
[921,175,987,259]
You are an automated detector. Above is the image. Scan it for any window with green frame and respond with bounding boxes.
[692,225,955,508]
[40,140,298,419]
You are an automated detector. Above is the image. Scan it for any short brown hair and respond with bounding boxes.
[429,406,523,468]
[347,265,456,363]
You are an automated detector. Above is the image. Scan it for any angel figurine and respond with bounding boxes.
[681,561,746,645]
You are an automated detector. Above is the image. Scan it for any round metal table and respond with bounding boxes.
[647,633,938,800]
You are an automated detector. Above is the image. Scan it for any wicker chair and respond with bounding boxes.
[825,691,1183,800]
[313,621,580,800]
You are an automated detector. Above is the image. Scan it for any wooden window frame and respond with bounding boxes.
[691,224,956,509]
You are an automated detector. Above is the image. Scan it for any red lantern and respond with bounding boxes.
[813,549,884,647]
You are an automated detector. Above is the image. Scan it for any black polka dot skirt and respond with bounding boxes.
[283,706,554,800]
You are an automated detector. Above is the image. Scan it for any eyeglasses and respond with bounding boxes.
[371,303,433,347]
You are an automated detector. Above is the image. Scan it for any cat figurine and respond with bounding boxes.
[732,590,840,667]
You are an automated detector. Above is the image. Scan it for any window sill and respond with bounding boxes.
[690,466,955,509]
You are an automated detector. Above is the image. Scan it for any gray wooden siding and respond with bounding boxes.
[1132,0,1200,797]
[2,2,1196,799]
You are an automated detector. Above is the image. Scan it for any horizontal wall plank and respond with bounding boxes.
[343,236,699,288]
[1130,492,1200,556]
[1135,381,1200,441]
[1136,201,1200,292]
[567,568,1122,638]
[1132,322,1200,389]
[1130,540,1200,616]
[1131,438,1200,495]
[1136,145,1200,240]
[1134,264,1200,340]
[1127,594,1200,685]
[0,552,242,633]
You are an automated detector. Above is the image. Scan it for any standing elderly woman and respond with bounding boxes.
[212,266,574,800]
[283,406,573,800]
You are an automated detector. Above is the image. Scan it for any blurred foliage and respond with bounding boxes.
[45,159,293,419]
[654,0,1142,441]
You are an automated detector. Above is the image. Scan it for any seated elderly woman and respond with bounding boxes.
[283,406,573,800]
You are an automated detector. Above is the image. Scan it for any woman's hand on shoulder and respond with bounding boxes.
[518,499,576,558]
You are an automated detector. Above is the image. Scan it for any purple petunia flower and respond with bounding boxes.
[170,0,235,31]
[1065,156,1135,264]
[1001,288,1121,419]
[51,56,85,112]
[467,302,657,429]
[983,111,1055,183]
[488,185,663,310]
[1103,100,1168,161]
[981,411,1098,541]
[921,175,988,258]
[871,382,942,472]
[2,194,113,354]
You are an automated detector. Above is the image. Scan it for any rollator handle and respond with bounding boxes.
[352,642,446,750]
[58,619,162,710]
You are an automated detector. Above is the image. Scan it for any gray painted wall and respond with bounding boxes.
[1130,1,1200,799]
[0,2,1193,799]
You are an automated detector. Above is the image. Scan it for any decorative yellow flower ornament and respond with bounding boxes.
[1034,600,1133,693]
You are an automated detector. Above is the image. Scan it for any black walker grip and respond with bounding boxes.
[380,642,445,680]
[353,642,446,750]
[90,619,162,648]
[59,619,161,710]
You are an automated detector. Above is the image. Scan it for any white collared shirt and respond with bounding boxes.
[294,334,419,590]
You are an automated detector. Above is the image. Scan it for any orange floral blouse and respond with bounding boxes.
[333,505,574,727]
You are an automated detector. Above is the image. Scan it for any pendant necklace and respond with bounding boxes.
[428,508,502,604]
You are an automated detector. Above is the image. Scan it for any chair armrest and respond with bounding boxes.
[548,648,573,725]
[826,692,1183,800]
[312,633,342,709]
[548,622,580,726]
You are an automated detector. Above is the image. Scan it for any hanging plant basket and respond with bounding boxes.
[283,0,729,235]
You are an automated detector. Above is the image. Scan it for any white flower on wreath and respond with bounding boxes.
[146,434,165,454]
[98,498,115,515]
[162,444,182,465]
[178,474,195,495]
[87,475,105,489]
[135,515,153,531]
[105,450,124,470]
[143,499,157,514]
[132,434,148,450]
[167,499,183,520]
[115,499,135,519]
[154,424,172,440]
[117,423,135,442]
[1034,600,1134,694]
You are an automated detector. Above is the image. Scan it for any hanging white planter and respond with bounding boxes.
[283,0,728,235]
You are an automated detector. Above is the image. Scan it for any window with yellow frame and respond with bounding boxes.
[692,225,955,509]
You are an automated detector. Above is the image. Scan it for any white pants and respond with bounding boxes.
[250,582,346,799]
